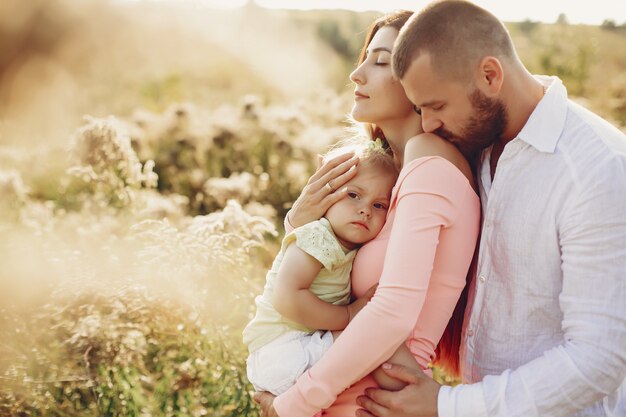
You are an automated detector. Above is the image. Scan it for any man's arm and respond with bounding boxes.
[443,157,626,417]
[359,158,626,417]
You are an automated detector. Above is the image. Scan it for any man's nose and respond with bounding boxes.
[421,109,443,133]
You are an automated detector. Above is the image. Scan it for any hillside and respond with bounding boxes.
[2,1,624,148]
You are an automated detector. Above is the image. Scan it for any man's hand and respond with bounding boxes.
[355,363,441,417]
[253,391,279,417]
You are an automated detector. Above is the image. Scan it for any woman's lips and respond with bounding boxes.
[354,91,369,100]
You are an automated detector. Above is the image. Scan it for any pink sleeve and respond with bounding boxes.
[274,157,473,417]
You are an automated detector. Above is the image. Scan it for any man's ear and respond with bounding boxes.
[475,56,503,96]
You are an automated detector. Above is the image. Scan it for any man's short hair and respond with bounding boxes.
[393,0,516,81]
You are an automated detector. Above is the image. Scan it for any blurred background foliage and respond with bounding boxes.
[0,0,624,415]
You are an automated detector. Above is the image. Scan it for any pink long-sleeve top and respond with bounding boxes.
[275,156,480,417]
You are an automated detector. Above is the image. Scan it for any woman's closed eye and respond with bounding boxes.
[374,51,391,66]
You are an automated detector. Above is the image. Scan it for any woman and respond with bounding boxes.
[255,11,480,417]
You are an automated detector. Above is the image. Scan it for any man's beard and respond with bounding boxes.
[435,89,507,159]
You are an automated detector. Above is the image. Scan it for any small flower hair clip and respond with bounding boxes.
[366,138,384,152]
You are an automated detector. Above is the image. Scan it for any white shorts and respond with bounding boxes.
[246,330,334,395]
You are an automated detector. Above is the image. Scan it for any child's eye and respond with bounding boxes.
[373,203,388,210]
[348,192,359,200]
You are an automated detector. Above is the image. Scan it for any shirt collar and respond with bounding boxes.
[516,75,568,153]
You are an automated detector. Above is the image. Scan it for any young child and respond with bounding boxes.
[243,138,405,395]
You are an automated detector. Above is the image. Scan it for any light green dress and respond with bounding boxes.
[243,217,356,353]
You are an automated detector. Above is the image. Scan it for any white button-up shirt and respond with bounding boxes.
[439,76,626,417]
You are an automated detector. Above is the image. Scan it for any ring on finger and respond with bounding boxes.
[325,181,334,192]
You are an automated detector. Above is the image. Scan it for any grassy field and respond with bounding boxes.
[0,1,624,416]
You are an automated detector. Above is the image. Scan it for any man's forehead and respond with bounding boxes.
[401,53,465,103]
[401,54,438,100]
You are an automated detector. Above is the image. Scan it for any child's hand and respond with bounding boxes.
[347,283,378,322]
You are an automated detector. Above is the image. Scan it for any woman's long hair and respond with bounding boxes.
[357,9,476,378]
[433,246,479,377]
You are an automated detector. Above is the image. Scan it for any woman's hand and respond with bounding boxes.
[288,152,359,228]
[253,391,279,417]
[347,284,378,322]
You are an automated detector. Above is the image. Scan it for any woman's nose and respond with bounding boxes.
[350,63,365,85]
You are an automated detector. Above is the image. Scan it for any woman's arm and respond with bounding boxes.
[285,152,359,231]
[273,244,350,331]
[273,156,479,417]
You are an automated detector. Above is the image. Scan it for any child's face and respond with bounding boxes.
[325,164,395,250]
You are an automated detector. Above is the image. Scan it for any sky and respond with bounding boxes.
[197,0,626,25]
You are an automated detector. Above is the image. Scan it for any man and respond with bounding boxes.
[357,1,626,416]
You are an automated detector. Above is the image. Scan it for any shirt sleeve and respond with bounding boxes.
[285,220,345,271]
[274,157,472,417]
[438,157,626,417]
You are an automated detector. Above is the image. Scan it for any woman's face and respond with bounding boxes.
[349,26,415,125]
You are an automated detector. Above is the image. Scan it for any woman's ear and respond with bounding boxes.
[475,56,503,96]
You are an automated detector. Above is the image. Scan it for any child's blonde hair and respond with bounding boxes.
[324,135,399,181]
